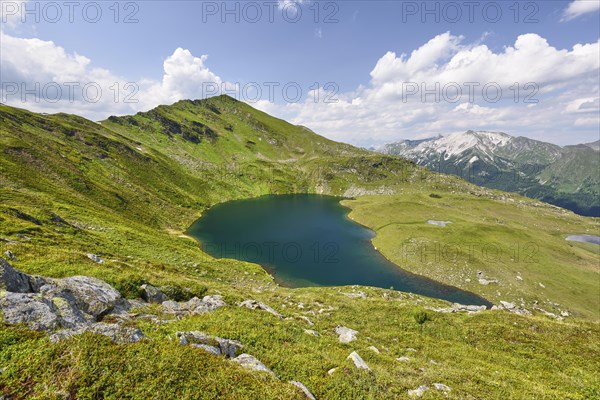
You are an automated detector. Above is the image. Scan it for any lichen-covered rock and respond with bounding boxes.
[41,276,123,319]
[201,295,226,311]
[49,322,145,343]
[50,296,92,328]
[232,354,275,376]
[0,291,60,330]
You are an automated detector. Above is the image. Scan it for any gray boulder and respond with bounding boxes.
[162,295,226,316]
[335,326,358,343]
[0,257,41,293]
[3,251,16,261]
[232,354,275,376]
[41,276,123,319]
[176,331,243,358]
[347,351,370,370]
[140,284,168,303]
[0,292,60,331]
[50,296,93,328]
[187,295,226,314]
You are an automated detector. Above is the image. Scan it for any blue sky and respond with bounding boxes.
[1,0,599,146]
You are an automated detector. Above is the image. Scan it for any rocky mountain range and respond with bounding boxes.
[377,131,600,216]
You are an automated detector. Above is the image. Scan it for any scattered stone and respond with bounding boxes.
[368,346,380,354]
[429,359,438,365]
[396,356,410,362]
[408,385,429,397]
[344,291,367,299]
[347,351,369,370]
[327,367,338,375]
[335,326,358,343]
[232,354,275,376]
[239,299,283,318]
[0,238,18,244]
[493,302,532,316]
[539,282,546,288]
[532,306,563,320]
[500,301,516,309]
[478,278,498,285]
[162,295,226,316]
[433,383,452,392]
[49,322,145,344]
[86,253,104,264]
[304,329,319,337]
[298,315,314,326]
[140,284,168,303]
[433,303,486,313]
[318,306,335,314]
[289,381,317,400]
[3,251,16,261]
[405,348,417,352]
[516,276,523,281]
[427,220,451,227]
[560,310,570,317]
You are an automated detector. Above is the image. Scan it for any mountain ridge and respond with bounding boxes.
[378,130,600,216]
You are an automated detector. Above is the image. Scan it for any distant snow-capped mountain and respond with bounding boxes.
[377,131,599,216]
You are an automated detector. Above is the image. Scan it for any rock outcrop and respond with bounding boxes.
[0,258,141,342]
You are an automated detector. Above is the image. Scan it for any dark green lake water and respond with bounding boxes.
[188,194,491,306]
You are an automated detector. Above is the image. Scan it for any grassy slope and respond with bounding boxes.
[342,188,600,319]
[1,96,599,399]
